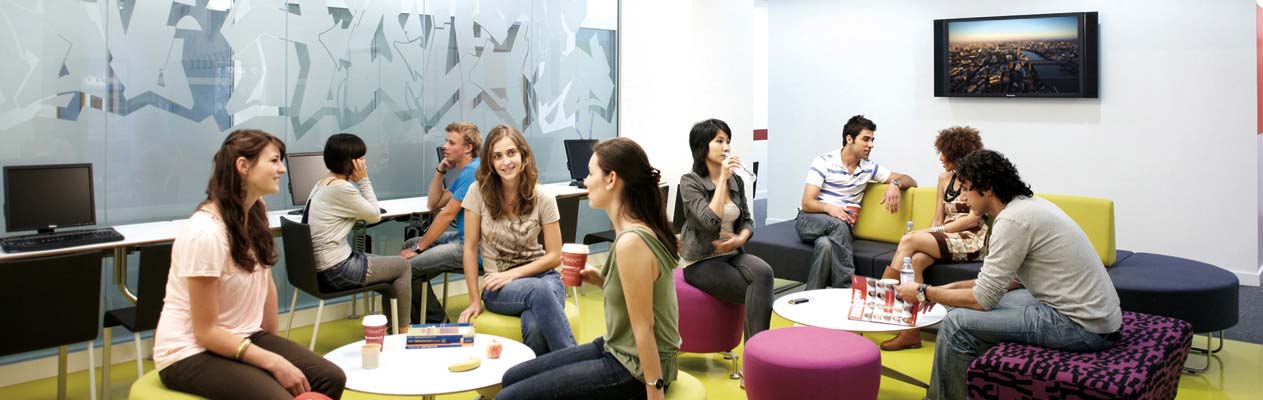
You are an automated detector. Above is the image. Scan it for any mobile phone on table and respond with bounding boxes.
[789,298,809,305]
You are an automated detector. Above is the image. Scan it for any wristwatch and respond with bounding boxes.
[647,378,665,390]
[916,284,929,302]
[890,178,901,188]
[412,244,423,255]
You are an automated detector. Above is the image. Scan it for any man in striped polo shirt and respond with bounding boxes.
[796,115,916,289]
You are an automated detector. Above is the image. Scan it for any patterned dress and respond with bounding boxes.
[929,192,988,262]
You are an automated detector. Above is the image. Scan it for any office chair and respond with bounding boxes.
[281,218,399,350]
[0,251,103,400]
[98,243,172,400]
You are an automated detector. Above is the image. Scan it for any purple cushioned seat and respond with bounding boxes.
[967,311,1192,400]
[674,268,745,354]
[744,326,881,400]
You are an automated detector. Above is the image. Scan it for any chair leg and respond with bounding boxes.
[391,298,400,335]
[309,300,325,351]
[442,272,450,304]
[285,290,299,339]
[420,284,429,324]
[133,332,144,378]
[726,351,742,380]
[101,329,112,400]
[58,345,68,400]
[347,292,361,319]
[87,340,97,400]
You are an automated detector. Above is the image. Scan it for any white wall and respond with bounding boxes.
[621,0,755,210]
[768,0,1259,285]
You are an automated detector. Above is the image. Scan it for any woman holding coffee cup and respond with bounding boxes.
[678,118,774,341]
[455,124,576,356]
[305,133,411,331]
[878,126,986,351]
[152,130,345,399]
[497,137,680,400]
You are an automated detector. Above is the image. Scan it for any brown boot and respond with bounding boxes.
[880,330,922,351]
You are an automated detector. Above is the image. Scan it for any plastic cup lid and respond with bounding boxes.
[362,314,387,327]
[562,243,589,254]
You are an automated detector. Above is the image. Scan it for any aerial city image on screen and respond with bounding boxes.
[947,15,1080,95]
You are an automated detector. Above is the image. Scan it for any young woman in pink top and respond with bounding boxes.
[152,130,345,399]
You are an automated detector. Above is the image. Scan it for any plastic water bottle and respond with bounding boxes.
[723,151,757,182]
[906,220,913,233]
[900,257,915,285]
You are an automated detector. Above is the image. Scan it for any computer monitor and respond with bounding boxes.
[563,139,598,187]
[4,163,96,233]
[286,152,326,208]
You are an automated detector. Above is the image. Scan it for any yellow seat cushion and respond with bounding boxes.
[130,370,205,400]
[471,301,581,343]
[1036,194,1117,266]
[666,371,707,400]
[851,183,915,243]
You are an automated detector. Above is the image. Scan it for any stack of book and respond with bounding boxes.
[405,323,475,349]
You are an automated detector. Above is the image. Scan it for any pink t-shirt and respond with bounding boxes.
[153,209,273,370]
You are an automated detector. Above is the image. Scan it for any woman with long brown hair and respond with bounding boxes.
[497,137,680,400]
[455,125,576,356]
[153,130,345,399]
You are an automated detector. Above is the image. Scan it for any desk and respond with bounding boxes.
[540,182,589,243]
[774,289,947,388]
[324,333,534,399]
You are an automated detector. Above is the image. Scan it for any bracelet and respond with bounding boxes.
[234,338,252,361]
[435,167,445,174]
[933,225,946,233]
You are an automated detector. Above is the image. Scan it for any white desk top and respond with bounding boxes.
[324,333,535,396]
[773,288,947,333]
[1,182,585,262]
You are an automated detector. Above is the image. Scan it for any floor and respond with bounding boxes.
[3,271,1261,399]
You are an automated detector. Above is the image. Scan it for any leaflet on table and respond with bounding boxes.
[847,275,920,327]
[405,323,475,349]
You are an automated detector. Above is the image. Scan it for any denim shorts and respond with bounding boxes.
[318,251,368,292]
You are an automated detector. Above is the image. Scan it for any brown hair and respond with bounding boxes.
[592,138,679,259]
[201,129,285,272]
[934,126,984,166]
[446,122,483,157]
[476,125,538,220]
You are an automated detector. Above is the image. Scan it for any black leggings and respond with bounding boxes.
[159,331,346,400]
[683,252,775,340]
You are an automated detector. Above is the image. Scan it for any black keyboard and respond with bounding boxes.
[1,228,125,253]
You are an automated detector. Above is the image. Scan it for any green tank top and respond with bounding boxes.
[601,226,681,385]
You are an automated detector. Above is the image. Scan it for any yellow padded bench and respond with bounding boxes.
[129,370,205,400]
[471,301,582,344]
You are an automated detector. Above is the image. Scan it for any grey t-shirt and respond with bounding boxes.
[973,196,1122,334]
[307,178,381,271]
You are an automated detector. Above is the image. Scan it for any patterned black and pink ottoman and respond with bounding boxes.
[966,311,1192,399]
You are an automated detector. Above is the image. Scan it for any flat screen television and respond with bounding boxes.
[934,12,1098,98]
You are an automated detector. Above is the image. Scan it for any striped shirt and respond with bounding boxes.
[804,149,892,207]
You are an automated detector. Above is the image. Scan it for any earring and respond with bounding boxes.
[606,185,612,190]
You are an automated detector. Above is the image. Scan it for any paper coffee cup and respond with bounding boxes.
[361,343,381,370]
[362,314,387,349]
[561,243,589,287]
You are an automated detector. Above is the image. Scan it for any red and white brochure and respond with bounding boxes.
[848,275,920,327]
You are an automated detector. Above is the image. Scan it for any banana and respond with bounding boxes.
[447,355,482,372]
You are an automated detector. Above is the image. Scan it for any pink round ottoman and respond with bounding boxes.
[674,268,745,378]
[744,326,881,400]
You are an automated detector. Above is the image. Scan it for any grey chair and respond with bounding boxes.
[0,251,102,400]
[281,218,399,350]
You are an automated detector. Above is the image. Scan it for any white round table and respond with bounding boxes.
[773,288,948,388]
[324,333,535,399]
[773,288,947,332]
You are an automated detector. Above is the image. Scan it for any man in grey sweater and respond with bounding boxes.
[897,149,1121,400]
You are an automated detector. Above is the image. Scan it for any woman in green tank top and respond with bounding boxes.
[497,138,681,400]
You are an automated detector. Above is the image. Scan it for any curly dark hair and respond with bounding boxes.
[955,149,1032,204]
[934,126,983,166]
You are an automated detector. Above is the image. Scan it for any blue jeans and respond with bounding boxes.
[404,231,464,323]
[482,269,576,356]
[498,337,647,400]
[795,210,855,289]
[930,289,1115,400]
